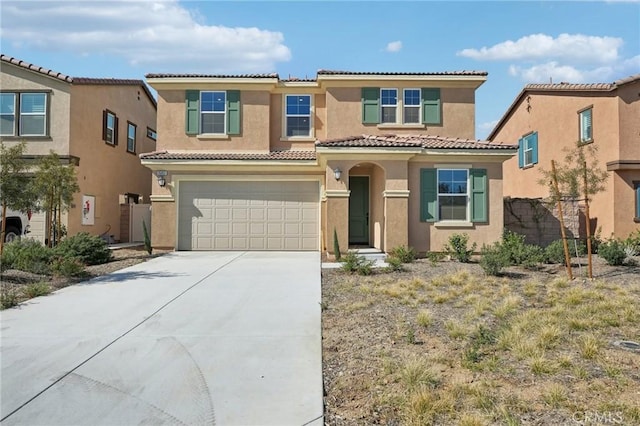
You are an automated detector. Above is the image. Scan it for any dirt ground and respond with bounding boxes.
[321,256,640,425]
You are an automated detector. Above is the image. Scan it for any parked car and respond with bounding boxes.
[0,208,31,242]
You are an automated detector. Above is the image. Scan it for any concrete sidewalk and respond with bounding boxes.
[1,251,323,425]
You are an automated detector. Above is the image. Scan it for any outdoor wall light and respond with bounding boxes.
[156,170,168,187]
[333,167,342,180]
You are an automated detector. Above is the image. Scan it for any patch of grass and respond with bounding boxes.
[416,309,433,327]
[23,282,51,298]
[493,295,522,319]
[445,320,469,340]
[529,354,555,375]
[535,324,562,350]
[399,356,439,390]
[577,333,601,360]
[542,383,568,408]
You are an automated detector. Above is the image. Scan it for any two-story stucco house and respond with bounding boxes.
[488,75,640,240]
[0,54,157,243]
[141,70,517,254]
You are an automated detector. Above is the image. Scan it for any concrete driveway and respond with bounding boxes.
[1,251,323,425]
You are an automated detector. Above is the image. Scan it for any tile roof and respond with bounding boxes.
[139,150,317,161]
[317,70,488,76]
[1,54,72,82]
[145,73,279,79]
[487,73,640,140]
[1,54,156,107]
[316,134,517,150]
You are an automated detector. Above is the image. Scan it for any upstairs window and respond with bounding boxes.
[0,93,16,136]
[0,92,48,136]
[103,109,118,145]
[146,127,157,141]
[403,89,421,124]
[127,121,137,153]
[201,91,226,134]
[362,87,441,125]
[285,94,312,137]
[185,90,240,136]
[518,132,539,168]
[579,107,593,144]
[380,89,398,123]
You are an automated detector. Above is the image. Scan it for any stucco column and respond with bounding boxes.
[384,191,410,250]
[324,163,349,256]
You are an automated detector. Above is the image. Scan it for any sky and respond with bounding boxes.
[1,0,638,139]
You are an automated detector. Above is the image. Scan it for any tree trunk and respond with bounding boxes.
[583,160,593,279]
[551,160,573,280]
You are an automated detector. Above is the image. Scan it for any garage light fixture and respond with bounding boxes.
[333,167,342,181]
[156,170,168,187]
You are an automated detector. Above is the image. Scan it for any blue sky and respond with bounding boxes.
[2,0,638,139]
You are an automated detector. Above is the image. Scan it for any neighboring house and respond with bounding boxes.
[0,54,157,243]
[488,74,640,240]
[141,70,517,254]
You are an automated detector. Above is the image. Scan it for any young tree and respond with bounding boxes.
[0,142,36,254]
[538,144,608,278]
[31,151,80,247]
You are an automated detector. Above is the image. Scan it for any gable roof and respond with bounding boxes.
[487,74,640,140]
[316,134,517,150]
[1,54,156,108]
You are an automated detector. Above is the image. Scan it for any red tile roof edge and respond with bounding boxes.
[315,134,517,149]
[139,150,317,161]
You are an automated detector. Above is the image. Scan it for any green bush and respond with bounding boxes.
[544,239,586,265]
[1,285,19,309]
[520,244,545,270]
[54,232,112,265]
[426,251,445,265]
[23,282,51,298]
[1,239,52,274]
[499,230,544,269]
[340,251,375,275]
[479,243,509,276]
[624,229,640,252]
[388,245,416,263]
[51,256,86,277]
[444,233,477,263]
[598,240,627,266]
[385,255,405,272]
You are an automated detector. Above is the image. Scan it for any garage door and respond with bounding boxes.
[178,181,319,251]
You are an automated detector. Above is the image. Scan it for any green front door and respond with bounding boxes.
[349,176,369,245]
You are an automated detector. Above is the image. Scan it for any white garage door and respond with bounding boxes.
[178,181,319,251]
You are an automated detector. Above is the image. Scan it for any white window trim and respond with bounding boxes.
[437,168,470,223]
[200,90,227,135]
[403,88,421,124]
[523,135,534,167]
[380,88,398,124]
[127,122,136,153]
[0,93,16,136]
[18,93,47,136]
[105,111,116,145]
[283,94,314,139]
[579,108,593,143]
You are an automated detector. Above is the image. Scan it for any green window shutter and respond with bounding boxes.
[421,88,441,125]
[518,137,524,168]
[185,90,200,135]
[227,90,241,135]
[362,87,380,124]
[420,169,437,222]
[470,168,487,223]
[531,132,539,165]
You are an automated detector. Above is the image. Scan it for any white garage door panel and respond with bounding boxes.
[178,181,319,251]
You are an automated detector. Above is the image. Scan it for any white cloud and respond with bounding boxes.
[458,33,622,65]
[385,41,402,53]
[508,55,640,83]
[479,120,499,132]
[0,0,291,73]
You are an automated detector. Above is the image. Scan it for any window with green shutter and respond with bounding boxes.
[362,87,380,124]
[470,169,487,222]
[421,167,488,223]
[518,132,538,168]
[185,90,241,135]
[420,169,437,222]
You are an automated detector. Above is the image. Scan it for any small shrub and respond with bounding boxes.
[23,282,51,298]
[444,233,477,263]
[333,228,341,261]
[544,240,568,265]
[520,244,545,269]
[426,251,445,265]
[340,251,374,275]
[356,259,375,276]
[51,256,86,277]
[388,245,416,263]
[142,220,152,255]
[598,239,627,266]
[405,326,417,344]
[54,232,112,265]
[385,256,405,272]
[417,310,433,327]
[501,230,528,265]
[1,239,52,274]
[479,243,509,276]
[1,285,19,309]
[624,229,640,252]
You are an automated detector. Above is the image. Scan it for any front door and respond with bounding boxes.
[349,176,369,245]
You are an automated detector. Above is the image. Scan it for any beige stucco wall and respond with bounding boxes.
[492,89,640,239]
[68,84,156,240]
[613,170,640,238]
[324,87,476,140]
[407,161,504,253]
[157,89,271,152]
[0,63,71,156]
